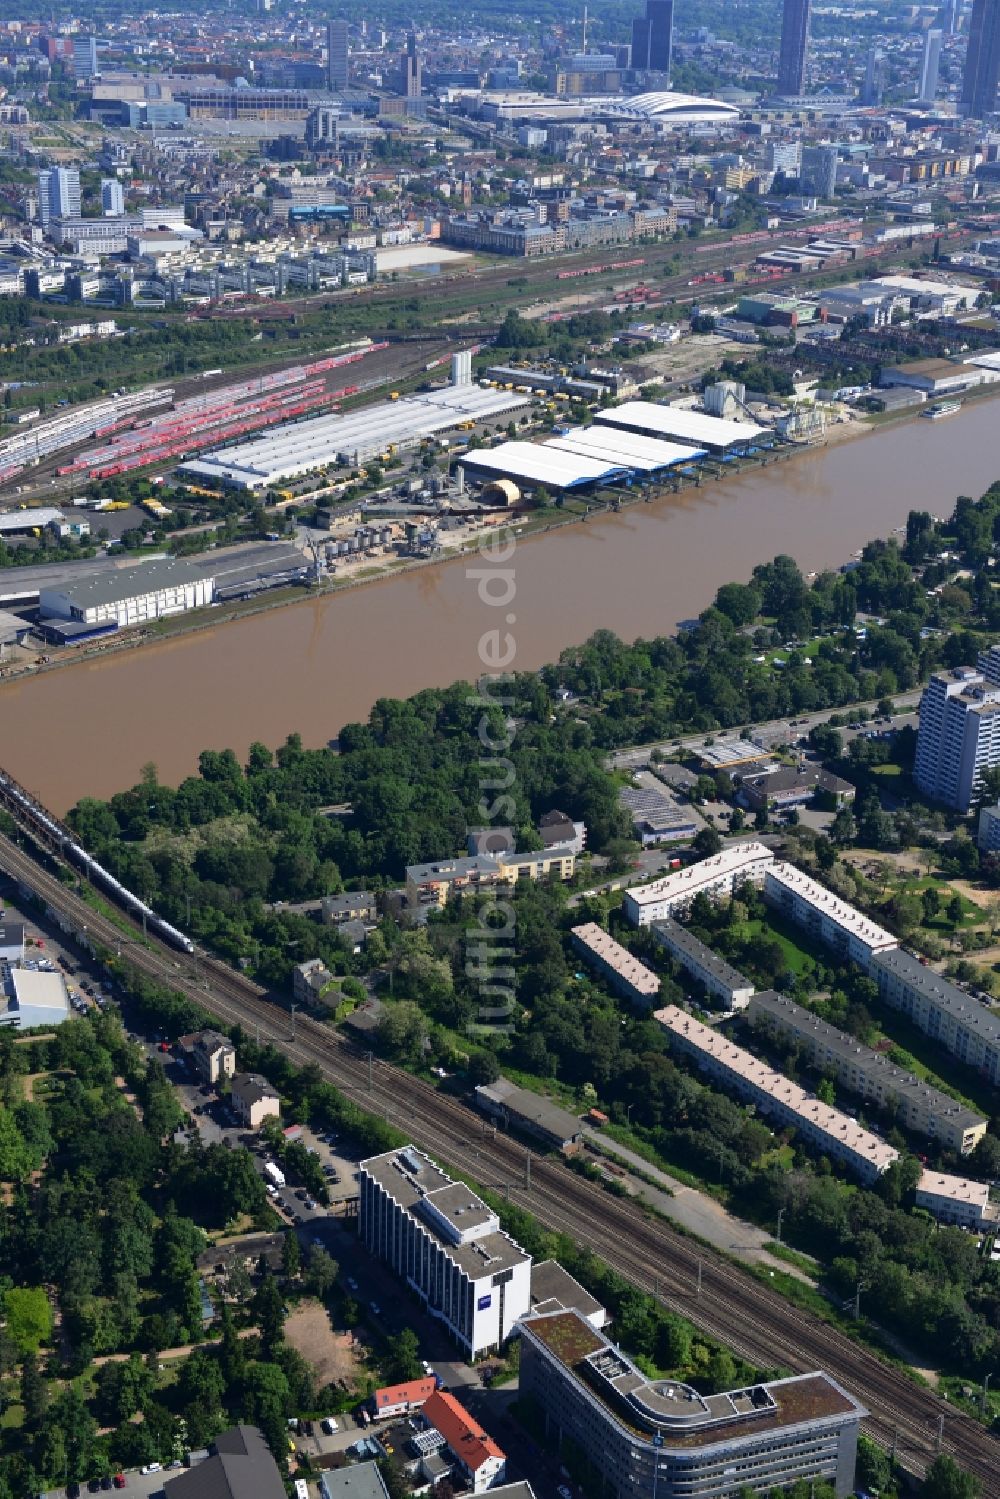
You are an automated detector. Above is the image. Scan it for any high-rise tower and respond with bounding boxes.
[963,0,1000,115]
[777,0,811,95]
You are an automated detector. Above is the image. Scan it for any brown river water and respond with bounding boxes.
[1,399,998,813]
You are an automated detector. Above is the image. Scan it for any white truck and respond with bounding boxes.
[264,1161,286,1190]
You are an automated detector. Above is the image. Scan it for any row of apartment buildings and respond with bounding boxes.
[624,847,1000,1087]
[746,989,987,1155]
[656,1005,899,1184]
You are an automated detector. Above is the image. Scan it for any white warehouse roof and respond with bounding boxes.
[0,508,65,533]
[182,386,531,490]
[462,441,626,490]
[596,401,764,450]
[544,427,705,472]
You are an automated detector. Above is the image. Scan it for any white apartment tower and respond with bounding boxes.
[914,666,1000,811]
[100,177,124,216]
[37,167,81,226]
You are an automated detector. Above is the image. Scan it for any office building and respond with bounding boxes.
[777,0,811,96]
[871,948,1000,1085]
[747,990,987,1153]
[623,843,774,926]
[915,1170,1000,1231]
[359,1145,531,1359]
[657,1005,898,1182]
[400,33,422,98]
[945,0,961,34]
[914,667,1000,811]
[919,29,943,103]
[520,1308,866,1499]
[72,35,99,78]
[764,863,897,970]
[630,0,673,73]
[327,20,349,92]
[37,167,81,226]
[100,177,124,216]
[963,0,1000,115]
[768,140,802,175]
[651,917,755,1011]
[570,923,661,1008]
[800,144,838,198]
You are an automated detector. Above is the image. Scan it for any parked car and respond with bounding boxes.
[141,1465,161,1476]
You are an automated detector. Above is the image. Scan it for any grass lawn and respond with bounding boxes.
[902,876,983,929]
[742,912,822,977]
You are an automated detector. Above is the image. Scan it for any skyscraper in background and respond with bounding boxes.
[37,167,81,225]
[861,46,885,104]
[630,0,673,72]
[71,34,99,78]
[943,0,960,35]
[777,0,811,95]
[399,32,421,97]
[327,19,348,92]
[963,0,1000,115]
[919,28,943,102]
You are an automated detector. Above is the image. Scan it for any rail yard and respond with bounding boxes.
[0,775,996,1495]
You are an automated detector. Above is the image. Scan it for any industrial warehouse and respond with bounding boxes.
[180,384,532,491]
[593,401,766,453]
[461,427,705,491]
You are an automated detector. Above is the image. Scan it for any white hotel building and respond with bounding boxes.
[358,1145,531,1360]
[623,842,774,926]
[655,1006,899,1184]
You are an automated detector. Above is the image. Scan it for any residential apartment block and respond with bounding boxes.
[915,1170,999,1232]
[405,848,575,909]
[762,863,898,970]
[655,1006,898,1183]
[230,1073,280,1129]
[358,1145,532,1359]
[519,1309,866,1499]
[870,948,1000,1085]
[747,990,987,1154]
[623,843,774,926]
[185,1030,236,1085]
[914,666,1000,812]
[570,923,661,1007]
[652,917,755,1011]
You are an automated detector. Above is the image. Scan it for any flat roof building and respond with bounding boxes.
[0,923,24,965]
[623,843,774,926]
[39,558,214,630]
[619,785,699,844]
[655,1005,898,1183]
[914,667,1000,813]
[651,917,755,1011]
[359,1145,531,1359]
[520,1308,866,1499]
[1,969,71,1030]
[915,1170,999,1232]
[570,923,662,1007]
[528,1259,609,1329]
[763,862,898,971]
[870,948,1000,1086]
[594,401,765,452]
[747,989,987,1154]
[475,1077,584,1152]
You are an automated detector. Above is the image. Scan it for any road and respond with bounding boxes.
[608,690,923,769]
[0,819,995,1493]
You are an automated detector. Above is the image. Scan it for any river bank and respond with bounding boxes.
[3,393,999,813]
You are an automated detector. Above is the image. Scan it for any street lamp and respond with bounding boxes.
[625,1103,635,1128]
[983,1371,996,1417]
[776,1207,785,1245]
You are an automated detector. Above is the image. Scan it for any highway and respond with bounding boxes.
[0,819,996,1492]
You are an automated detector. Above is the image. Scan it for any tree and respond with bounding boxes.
[947,894,964,927]
[386,1327,423,1383]
[816,1077,835,1106]
[252,1274,285,1359]
[281,1231,300,1280]
[922,1454,979,1499]
[922,886,941,925]
[305,1246,339,1299]
[693,825,723,858]
[4,1288,53,1357]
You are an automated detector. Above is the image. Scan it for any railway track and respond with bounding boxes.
[1,826,997,1491]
